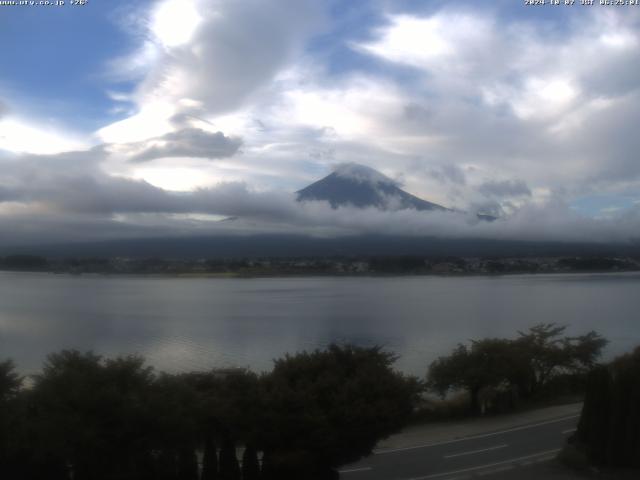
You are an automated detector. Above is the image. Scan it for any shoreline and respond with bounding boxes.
[1,268,639,279]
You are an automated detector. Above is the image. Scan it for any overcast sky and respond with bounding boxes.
[1,0,639,245]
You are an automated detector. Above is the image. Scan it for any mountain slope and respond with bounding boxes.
[297,163,448,211]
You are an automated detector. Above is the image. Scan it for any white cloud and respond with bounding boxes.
[355,13,495,77]
[281,76,406,142]
[129,166,217,192]
[347,7,640,206]
[119,0,325,125]
[0,117,88,155]
[96,100,176,144]
[150,0,203,48]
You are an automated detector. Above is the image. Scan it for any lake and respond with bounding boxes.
[1,271,639,376]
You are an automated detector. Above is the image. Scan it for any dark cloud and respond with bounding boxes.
[478,179,531,199]
[128,128,242,162]
[0,184,20,202]
[0,148,296,219]
[468,200,505,218]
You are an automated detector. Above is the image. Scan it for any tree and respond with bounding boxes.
[258,344,422,478]
[177,447,198,480]
[241,445,260,480]
[575,346,640,468]
[576,366,612,465]
[0,359,24,479]
[515,324,607,397]
[148,373,202,479]
[28,350,157,480]
[201,436,219,480]
[218,439,240,480]
[427,325,607,413]
[428,339,519,414]
[1,254,48,270]
[182,369,262,457]
[0,359,21,401]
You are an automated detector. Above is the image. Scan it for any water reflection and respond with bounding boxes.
[1,272,639,375]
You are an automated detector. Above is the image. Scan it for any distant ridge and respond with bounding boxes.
[297,163,448,212]
[6,234,638,259]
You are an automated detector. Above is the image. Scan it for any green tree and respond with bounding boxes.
[181,369,262,450]
[258,344,422,478]
[28,350,157,480]
[428,339,519,414]
[427,325,607,413]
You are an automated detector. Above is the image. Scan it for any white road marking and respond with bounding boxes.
[338,466,373,474]
[562,428,577,434]
[477,464,514,476]
[407,448,561,480]
[376,415,579,455]
[444,444,508,459]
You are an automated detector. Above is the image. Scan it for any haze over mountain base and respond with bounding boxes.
[4,234,639,260]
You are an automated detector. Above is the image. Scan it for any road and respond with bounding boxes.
[339,414,579,480]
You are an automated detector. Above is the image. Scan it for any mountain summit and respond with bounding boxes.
[296,163,448,212]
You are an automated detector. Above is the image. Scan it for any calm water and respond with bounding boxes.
[1,271,639,376]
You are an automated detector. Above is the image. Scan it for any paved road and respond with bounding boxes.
[339,414,579,480]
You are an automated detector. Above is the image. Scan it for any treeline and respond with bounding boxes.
[1,254,639,275]
[574,346,640,468]
[0,345,421,480]
[0,255,48,271]
[427,324,608,415]
[0,326,620,478]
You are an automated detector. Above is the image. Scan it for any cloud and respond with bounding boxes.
[333,163,399,186]
[4,1,640,247]
[0,116,88,155]
[355,12,498,81]
[343,7,640,206]
[131,0,324,115]
[127,128,242,163]
[0,148,294,218]
[93,2,640,214]
[1,147,639,248]
[428,164,466,186]
[478,179,531,199]
[97,0,326,147]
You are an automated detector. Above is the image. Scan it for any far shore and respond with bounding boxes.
[1,267,639,280]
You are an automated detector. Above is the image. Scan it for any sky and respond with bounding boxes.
[1,0,640,246]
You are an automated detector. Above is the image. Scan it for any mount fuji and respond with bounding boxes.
[297,163,449,212]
